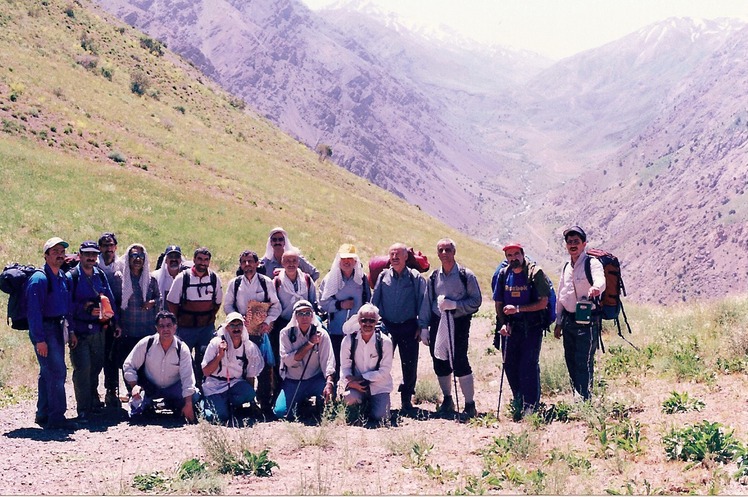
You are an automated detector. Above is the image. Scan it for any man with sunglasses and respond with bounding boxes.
[274,300,335,419]
[340,303,393,426]
[115,244,160,395]
[259,227,320,281]
[553,226,606,401]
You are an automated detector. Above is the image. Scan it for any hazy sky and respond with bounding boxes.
[301,0,748,59]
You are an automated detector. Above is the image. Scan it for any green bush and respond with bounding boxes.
[661,391,705,414]
[663,420,744,463]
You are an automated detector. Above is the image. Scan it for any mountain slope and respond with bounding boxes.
[0,0,498,284]
[97,0,519,238]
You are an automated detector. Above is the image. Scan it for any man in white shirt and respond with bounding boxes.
[340,304,393,425]
[166,247,223,385]
[123,311,197,423]
[553,226,606,401]
[223,249,280,418]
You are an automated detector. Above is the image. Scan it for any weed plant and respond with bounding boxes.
[663,420,744,465]
[661,391,706,414]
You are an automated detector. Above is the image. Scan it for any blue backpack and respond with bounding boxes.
[0,263,51,330]
[493,259,556,331]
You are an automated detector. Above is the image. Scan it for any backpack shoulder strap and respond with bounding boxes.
[70,266,81,301]
[584,256,593,285]
[349,332,358,372]
[180,269,190,304]
[258,275,269,302]
[210,272,218,305]
[497,266,508,302]
[232,277,242,312]
[375,330,383,370]
[459,266,468,292]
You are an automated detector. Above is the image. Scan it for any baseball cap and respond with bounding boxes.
[502,241,523,252]
[338,243,357,258]
[293,300,313,313]
[43,237,69,253]
[79,240,101,253]
[224,312,244,325]
[563,226,587,242]
[164,245,182,255]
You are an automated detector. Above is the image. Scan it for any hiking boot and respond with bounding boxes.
[105,389,121,408]
[45,419,80,431]
[34,414,48,427]
[400,393,414,412]
[462,402,477,419]
[76,411,90,424]
[437,395,455,415]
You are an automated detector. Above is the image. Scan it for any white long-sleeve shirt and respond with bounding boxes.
[123,334,196,398]
[201,328,265,397]
[279,325,336,381]
[223,273,281,325]
[340,330,393,396]
[555,252,606,324]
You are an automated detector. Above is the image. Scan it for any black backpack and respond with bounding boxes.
[350,327,384,372]
[0,263,52,330]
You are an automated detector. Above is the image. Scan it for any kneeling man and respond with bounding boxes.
[341,304,393,425]
[201,312,265,424]
[123,311,198,423]
[274,300,335,419]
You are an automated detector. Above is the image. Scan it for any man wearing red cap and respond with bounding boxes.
[493,242,551,416]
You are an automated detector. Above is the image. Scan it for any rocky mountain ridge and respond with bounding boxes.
[94,0,748,302]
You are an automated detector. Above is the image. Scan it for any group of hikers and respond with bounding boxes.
[24,225,605,430]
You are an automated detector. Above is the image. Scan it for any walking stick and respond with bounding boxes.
[497,334,507,418]
[446,310,460,415]
[286,340,316,420]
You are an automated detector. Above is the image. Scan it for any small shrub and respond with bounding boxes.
[130,70,150,96]
[174,105,186,114]
[108,151,126,163]
[100,65,114,81]
[229,97,246,110]
[132,471,167,492]
[63,4,75,18]
[662,391,706,414]
[483,430,535,460]
[220,449,278,477]
[177,458,207,480]
[80,32,97,54]
[663,420,744,464]
[414,378,440,405]
[140,36,165,56]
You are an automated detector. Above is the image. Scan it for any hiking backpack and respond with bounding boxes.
[579,248,632,338]
[367,247,430,288]
[495,260,557,332]
[349,327,384,372]
[0,263,50,330]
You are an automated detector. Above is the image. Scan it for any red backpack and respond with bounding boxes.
[367,248,430,288]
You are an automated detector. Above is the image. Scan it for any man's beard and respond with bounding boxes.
[510,260,521,269]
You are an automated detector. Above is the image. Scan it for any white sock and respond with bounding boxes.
[458,374,475,404]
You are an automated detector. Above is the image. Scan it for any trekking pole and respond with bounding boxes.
[497,334,507,418]
[446,310,460,416]
[286,343,315,420]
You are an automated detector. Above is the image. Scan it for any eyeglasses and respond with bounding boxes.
[565,239,582,246]
[129,253,145,259]
[295,310,313,317]
[271,237,285,243]
[359,318,377,325]
[227,321,243,329]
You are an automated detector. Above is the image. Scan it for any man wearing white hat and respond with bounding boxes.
[259,227,319,281]
[27,237,76,429]
[274,300,335,419]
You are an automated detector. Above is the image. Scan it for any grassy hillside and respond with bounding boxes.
[0,0,505,386]
[0,1,503,276]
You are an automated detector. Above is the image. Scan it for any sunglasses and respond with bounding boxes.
[129,253,145,259]
[295,310,313,317]
[359,318,377,325]
[271,237,285,242]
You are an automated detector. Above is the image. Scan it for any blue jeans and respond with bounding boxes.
[132,378,200,417]
[503,320,543,409]
[176,324,215,384]
[32,321,68,424]
[344,389,390,422]
[204,380,256,424]
[273,373,326,418]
